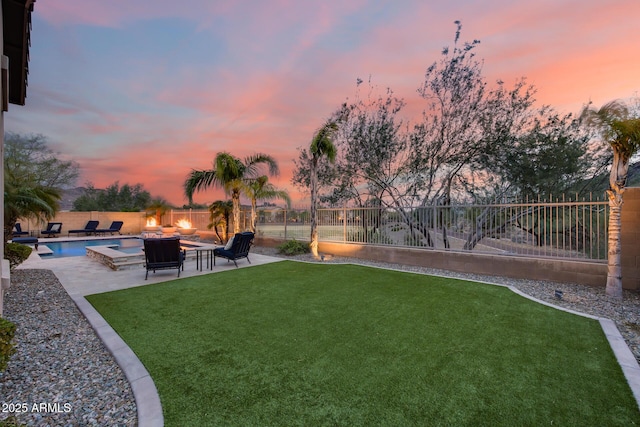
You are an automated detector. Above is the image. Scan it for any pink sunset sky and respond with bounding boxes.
[6,0,640,207]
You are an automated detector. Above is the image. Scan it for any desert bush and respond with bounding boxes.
[277,239,310,256]
[0,317,16,372]
[5,243,32,269]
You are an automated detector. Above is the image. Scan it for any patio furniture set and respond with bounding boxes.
[11,220,255,279]
[143,232,255,279]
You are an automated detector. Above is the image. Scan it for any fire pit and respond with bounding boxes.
[176,219,197,235]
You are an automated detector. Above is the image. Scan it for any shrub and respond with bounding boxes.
[0,416,27,427]
[277,239,310,256]
[0,317,16,372]
[5,243,32,269]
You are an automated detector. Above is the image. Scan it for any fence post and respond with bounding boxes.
[343,207,347,242]
[284,209,287,239]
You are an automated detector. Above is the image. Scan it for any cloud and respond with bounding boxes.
[11,0,640,207]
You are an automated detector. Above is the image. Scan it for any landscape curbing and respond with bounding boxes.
[70,293,164,427]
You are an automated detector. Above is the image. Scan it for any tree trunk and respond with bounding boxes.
[605,148,629,299]
[310,160,319,258]
[605,190,624,299]
[232,191,241,234]
[250,198,257,234]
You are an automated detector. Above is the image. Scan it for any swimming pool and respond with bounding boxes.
[40,238,143,258]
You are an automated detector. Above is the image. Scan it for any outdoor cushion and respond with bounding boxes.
[12,237,39,250]
[224,235,235,250]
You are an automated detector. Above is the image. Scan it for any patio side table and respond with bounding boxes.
[195,246,216,271]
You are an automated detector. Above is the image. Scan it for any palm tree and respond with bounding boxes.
[581,100,640,299]
[244,175,291,233]
[145,197,172,226]
[207,200,233,244]
[184,152,279,234]
[309,120,338,258]
[4,169,61,244]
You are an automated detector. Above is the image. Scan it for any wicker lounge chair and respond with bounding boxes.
[143,237,185,279]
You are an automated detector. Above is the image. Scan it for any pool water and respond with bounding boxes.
[40,238,143,258]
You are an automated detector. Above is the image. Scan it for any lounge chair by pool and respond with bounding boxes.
[12,223,29,237]
[68,220,100,236]
[95,221,124,235]
[41,222,62,237]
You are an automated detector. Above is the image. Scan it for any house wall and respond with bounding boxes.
[0,4,6,316]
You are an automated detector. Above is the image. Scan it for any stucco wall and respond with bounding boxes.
[622,187,640,290]
[19,211,147,236]
[256,236,609,288]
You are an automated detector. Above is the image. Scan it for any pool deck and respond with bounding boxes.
[16,236,284,427]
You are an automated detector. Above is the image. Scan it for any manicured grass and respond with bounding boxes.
[87,261,640,426]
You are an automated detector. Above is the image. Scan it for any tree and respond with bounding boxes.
[308,120,338,258]
[4,133,78,242]
[207,200,233,243]
[145,197,173,225]
[244,176,291,233]
[72,181,152,212]
[4,133,79,189]
[4,171,60,243]
[297,22,604,253]
[184,152,279,234]
[581,99,640,299]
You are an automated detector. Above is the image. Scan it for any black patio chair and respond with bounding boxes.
[41,222,62,237]
[12,223,29,237]
[68,220,100,236]
[143,237,185,280]
[213,232,254,268]
[95,221,124,235]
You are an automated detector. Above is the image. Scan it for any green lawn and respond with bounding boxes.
[86,261,640,426]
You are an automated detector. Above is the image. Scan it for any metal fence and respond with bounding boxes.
[166,196,608,261]
[247,195,609,261]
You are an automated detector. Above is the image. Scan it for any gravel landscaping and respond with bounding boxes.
[0,270,136,427]
[1,247,639,426]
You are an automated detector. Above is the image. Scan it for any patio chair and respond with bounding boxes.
[40,222,62,237]
[68,220,100,236]
[213,232,254,268]
[143,237,185,280]
[12,223,29,237]
[95,221,124,235]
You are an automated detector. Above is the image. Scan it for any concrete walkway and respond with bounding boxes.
[19,245,284,427]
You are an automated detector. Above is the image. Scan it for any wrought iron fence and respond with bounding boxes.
[249,195,609,261]
[166,196,608,260]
